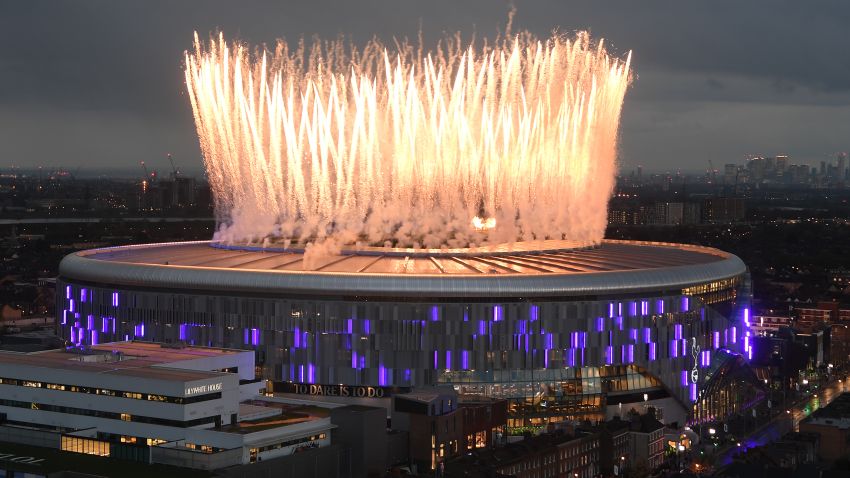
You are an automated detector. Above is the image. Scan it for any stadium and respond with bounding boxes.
[57,239,764,430]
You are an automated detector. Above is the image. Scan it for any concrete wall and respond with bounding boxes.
[151,445,243,470]
[216,444,341,478]
[0,424,61,448]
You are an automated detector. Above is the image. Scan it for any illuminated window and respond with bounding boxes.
[23,381,42,388]
[120,413,132,422]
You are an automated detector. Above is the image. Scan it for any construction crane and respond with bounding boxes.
[140,160,149,179]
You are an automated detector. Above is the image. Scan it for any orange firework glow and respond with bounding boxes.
[185,31,631,249]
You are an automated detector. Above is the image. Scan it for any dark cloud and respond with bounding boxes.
[1,0,848,172]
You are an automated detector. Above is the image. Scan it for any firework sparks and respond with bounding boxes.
[185,31,631,249]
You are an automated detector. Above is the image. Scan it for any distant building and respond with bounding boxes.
[444,430,600,478]
[702,197,745,223]
[799,393,850,462]
[751,315,793,336]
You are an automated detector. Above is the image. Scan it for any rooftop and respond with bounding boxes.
[0,341,244,383]
[59,240,747,298]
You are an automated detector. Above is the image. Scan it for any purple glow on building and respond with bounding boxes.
[299,365,305,382]
[670,340,679,358]
[179,324,187,340]
[690,382,698,401]
[251,328,260,346]
[628,344,634,363]
[461,350,469,369]
[69,299,75,313]
[605,346,613,365]
[545,333,553,349]
[641,300,649,316]
[86,315,93,330]
[112,292,119,307]
[65,285,71,300]
[744,307,751,326]
[567,348,576,367]
[133,323,145,337]
[479,320,487,336]
[530,305,539,322]
[597,317,605,332]
[714,331,720,349]
[294,327,301,348]
[445,350,452,369]
[378,365,387,386]
[681,296,689,312]
[580,332,587,348]
[431,306,439,322]
[70,327,76,343]
[615,316,623,330]
[629,301,638,316]
[493,306,503,322]
[618,302,623,316]
[243,328,250,344]
[649,342,657,360]
[81,288,87,303]
[644,327,651,343]
[544,350,549,368]
[346,319,353,334]
[609,303,615,318]
[434,350,439,369]
[731,326,737,344]
[352,351,359,369]
[657,299,664,314]
[464,310,469,322]
[404,369,412,381]
[630,328,638,342]
[681,370,689,387]
[364,320,371,334]
[91,330,98,345]
[674,324,683,340]
[517,320,527,334]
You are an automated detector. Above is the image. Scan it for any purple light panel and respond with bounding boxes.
[530,305,539,322]
[649,342,657,360]
[690,382,698,401]
[493,306,503,322]
[681,296,689,312]
[431,306,439,322]
[681,370,688,387]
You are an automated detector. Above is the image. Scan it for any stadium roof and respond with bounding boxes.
[58,240,747,298]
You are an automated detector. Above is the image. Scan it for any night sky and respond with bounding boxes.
[2,0,848,175]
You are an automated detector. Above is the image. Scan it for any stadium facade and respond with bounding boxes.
[57,240,763,430]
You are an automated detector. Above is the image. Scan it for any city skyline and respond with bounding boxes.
[1,0,849,173]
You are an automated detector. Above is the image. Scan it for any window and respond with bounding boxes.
[23,381,42,388]
[120,414,132,422]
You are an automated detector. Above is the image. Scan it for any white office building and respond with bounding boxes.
[0,341,332,469]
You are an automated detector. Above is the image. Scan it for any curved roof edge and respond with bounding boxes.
[58,241,747,298]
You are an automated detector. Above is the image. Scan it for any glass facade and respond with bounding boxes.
[57,274,749,429]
